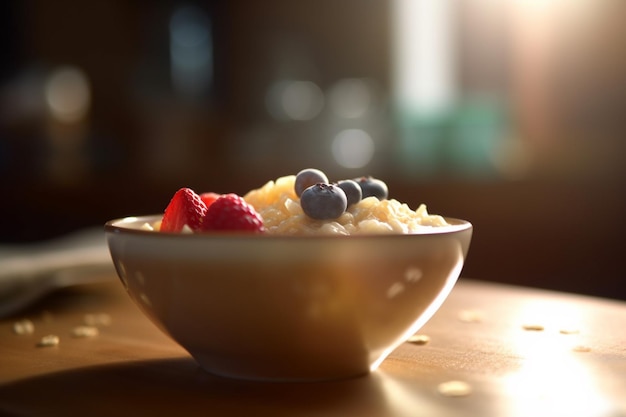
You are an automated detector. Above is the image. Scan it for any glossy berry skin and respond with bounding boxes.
[336,180,362,206]
[295,168,329,197]
[300,183,347,220]
[161,188,208,232]
[202,193,265,233]
[354,176,388,200]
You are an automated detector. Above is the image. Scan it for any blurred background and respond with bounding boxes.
[1,0,625,299]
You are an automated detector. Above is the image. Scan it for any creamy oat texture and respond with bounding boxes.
[243,175,449,236]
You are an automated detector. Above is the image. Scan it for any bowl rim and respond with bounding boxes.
[105,214,472,240]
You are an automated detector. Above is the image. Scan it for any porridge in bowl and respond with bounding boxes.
[105,168,472,381]
[244,172,448,235]
[153,168,450,236]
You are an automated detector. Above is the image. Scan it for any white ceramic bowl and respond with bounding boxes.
[105,215,472,382]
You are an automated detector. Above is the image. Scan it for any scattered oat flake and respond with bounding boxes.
[72,325,99,338]
[572,345,591,352]
[84,313,112,326]
[559,328,580,335]
[407,334,430,345]
[522,323,544,331]
[38,335,60,347]
[458,309,484,323]
[13,319,35,335]
[437,380,472,397]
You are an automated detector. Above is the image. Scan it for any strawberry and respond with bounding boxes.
[200,192,221,208]
[161,188,208,232]
[202,193,265,233]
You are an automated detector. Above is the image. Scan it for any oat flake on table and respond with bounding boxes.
[13,319,35,335]
[37,335,60,347]
[522,323,545,331]
[559,328,580,335]
[437,380,472,397]
[72,325,99,338]
[406,334,430,345]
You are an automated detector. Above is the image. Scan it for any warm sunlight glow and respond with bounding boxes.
[391,0,455,115]
[511,300,585,333]
[377,371,442,415]
[501,300,613,417]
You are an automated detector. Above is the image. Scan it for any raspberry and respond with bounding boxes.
[202,193,265,233]
[161,188,208,232]
[200,192,221,208]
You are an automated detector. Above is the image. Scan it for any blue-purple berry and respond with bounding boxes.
[336,180,362,206]
[300,183,347,220]
[354,176,388,200]
[295,168,329,197]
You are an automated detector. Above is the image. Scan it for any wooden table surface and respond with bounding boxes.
[1,274,625,417]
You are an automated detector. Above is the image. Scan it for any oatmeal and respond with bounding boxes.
[244,174,448,235]
[157,168,449,235]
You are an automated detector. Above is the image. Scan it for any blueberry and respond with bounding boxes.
[354,176,388,200]
[295,168,329,197]
[336,180,362,206]
[300,183,347,220]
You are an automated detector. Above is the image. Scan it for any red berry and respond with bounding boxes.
[161,188,208,232]
[200,192,221,208]
[202,193,265,233]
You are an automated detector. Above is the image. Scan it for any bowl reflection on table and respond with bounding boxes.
[105,215,472,382]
